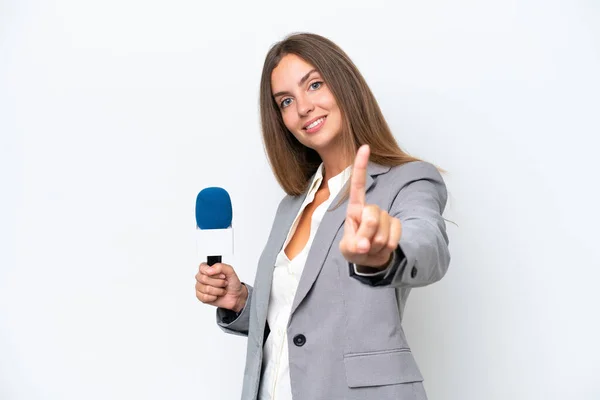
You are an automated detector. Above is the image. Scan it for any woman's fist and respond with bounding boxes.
[195,262,248,313]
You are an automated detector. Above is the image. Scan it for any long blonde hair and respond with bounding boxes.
[259,32,425,202]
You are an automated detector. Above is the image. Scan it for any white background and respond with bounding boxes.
[2,0,599,399]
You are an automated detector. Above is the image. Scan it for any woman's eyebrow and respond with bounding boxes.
[273,69,319,98]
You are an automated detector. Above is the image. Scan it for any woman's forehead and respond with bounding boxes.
[271,54,319,88]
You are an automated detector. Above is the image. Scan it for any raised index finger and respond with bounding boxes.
[349,144,370,208]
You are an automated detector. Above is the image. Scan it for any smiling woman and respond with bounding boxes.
[259,33,425,198]
[195,32,451,400]
[270,56,344,164]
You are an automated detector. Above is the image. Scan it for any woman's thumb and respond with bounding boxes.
[218,263,238,280]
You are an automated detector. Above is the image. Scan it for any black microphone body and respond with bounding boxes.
[207,255,222,266]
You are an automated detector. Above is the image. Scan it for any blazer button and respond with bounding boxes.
[293,334,306,347]
[411,266,418,278]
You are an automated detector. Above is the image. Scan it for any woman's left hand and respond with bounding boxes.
[339,145,402,269]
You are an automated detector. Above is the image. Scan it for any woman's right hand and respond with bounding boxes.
[195,262,248,313]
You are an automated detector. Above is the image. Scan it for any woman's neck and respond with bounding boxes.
[322,161,347,183]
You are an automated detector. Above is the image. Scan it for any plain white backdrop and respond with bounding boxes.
[2,0,599,399]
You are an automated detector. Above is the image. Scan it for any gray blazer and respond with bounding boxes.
[216,160,450,400]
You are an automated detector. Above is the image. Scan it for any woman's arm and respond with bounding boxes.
[349,161,451,288]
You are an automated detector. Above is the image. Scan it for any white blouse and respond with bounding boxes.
[257,163,352,400]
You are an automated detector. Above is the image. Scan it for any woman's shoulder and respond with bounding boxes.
[384,160,445,183]
[378,160,448,204]
[276,190,300,211]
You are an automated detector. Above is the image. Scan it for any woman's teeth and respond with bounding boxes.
[306,117,324,129]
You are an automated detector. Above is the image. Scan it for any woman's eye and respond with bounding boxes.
[310,81,323,90]
[280,98,292,108]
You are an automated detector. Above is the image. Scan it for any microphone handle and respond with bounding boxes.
[207,256,222,266]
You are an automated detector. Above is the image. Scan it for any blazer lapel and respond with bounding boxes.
[290,162,390,316]
[254,192,306,341]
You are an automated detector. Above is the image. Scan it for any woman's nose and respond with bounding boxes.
[296,95,314,116]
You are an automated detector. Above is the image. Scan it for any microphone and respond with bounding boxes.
[195,187,234,266]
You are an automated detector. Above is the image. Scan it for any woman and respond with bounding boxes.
[195,32,450,400]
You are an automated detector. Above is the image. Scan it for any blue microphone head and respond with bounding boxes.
[195,187,233,229]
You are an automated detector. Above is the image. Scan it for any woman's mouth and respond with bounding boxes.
[303,116,327,134]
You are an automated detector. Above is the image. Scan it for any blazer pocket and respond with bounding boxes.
[343,348,424,388]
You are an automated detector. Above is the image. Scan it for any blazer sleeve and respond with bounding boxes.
[215,283,253,336]
[349,162,451,288]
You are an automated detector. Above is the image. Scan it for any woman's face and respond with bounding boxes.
[271,54,343,156]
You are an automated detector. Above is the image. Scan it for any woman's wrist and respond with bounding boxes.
[356,251,394,272]
[232,283,248,313]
